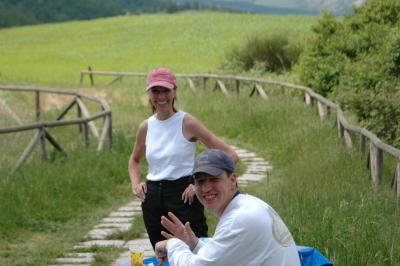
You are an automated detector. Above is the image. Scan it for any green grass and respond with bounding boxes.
[0,129,134,265]
[3,84,399,265]
[182,89,400,266]
[0,12,316,86]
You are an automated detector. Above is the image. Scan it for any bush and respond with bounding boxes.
[297,0,400,147]
[222,33,303,73]
[298,13,347,96]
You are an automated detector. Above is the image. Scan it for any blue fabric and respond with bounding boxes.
[143,257,169,266]
[120,244,332,266]
[297,246,333,266]
[118,257,169,266]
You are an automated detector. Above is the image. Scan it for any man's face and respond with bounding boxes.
[194,171,237,216]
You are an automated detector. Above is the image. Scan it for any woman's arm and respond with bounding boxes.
[183,114,239,164]
[128,120,148,200]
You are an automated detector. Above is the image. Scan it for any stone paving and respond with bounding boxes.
[50,145,271,266]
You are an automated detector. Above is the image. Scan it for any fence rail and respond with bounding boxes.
[80,68,400,195]
[0,85,112,174]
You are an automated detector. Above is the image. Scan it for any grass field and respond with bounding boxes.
[0,11,316,86]
[1,11,399,266]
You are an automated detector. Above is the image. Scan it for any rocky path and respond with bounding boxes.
[50,145,271,266]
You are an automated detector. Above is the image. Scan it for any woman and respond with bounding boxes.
[128,67,239,249]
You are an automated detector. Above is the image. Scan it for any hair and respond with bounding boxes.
[226,171,238,189]
[148,87,178,114]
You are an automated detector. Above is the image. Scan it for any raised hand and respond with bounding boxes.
[160,212,199,250]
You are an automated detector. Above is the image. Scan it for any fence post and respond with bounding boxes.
[235,80,240,95]
[359,134,366,157]
[317,101,328,120]
[35,90,47,160]
[187,78,196,92]
[83,122,89,148]
[253,83,268,100]
[107,113,112,149]
[280,85,285,94]
[88,66,94,86]
[202,77,207,90]
[35,90,40,122]
[76,97,82,133]
[393,161,400,195]
[369,143,383,186]
[305,92,312,106]
[337,116,344,140]
[215,80,229,96]
[343,129,353,148]
[79,72,84,84]
[11,132,41,175]
[97,113,112,151]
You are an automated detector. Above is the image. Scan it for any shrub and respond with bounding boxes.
[297,0,400,147]
[222,33,303,73]
[298,13,348,96]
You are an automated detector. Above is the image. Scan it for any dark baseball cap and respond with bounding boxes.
[193,149,234,178]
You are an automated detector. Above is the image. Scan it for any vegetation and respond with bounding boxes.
[190,89,399,266]
[0,0,218,28]
[222,33,303,73]
[298,0,400,147]
[2,83,399,265]
[1,10,399,266]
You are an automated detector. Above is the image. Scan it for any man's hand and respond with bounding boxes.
[132,182,147,201]
[155,240,168,266]
[161,212,199,250]
[181,184,196,204]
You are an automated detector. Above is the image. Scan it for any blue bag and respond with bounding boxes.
[297,246,333,266]
[143,257,169,266]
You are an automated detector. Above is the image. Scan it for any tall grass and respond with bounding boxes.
[0,130,136,265]
[1,82,399,265]
[180,89,400,266]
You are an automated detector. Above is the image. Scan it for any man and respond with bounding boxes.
[155,149,301,266]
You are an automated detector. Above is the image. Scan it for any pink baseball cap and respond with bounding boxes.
[146,67,177,90]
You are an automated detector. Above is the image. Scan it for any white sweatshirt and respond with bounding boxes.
[167,194,301,266]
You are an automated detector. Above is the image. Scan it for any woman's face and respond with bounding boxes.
[148,86,176,112]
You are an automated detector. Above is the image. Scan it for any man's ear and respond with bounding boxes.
[229,172,238,188]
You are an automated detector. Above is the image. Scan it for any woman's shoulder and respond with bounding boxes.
[182,112,199,125]
[137,119,148,134]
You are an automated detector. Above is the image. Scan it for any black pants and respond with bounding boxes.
[141,176,208,249]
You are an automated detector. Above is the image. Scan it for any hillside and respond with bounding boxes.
[0,12,316,86]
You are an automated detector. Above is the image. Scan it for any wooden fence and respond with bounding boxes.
[80,68,400,195]
[0,85,112,174]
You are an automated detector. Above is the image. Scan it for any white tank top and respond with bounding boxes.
[145,111,196,181]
